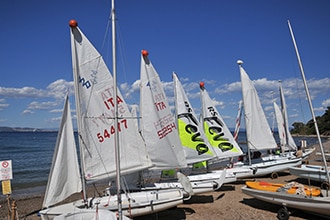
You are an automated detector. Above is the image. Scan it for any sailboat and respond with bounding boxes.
[242,20,330,219]
[226,60,302,179]
[137,51,225,195]
[41,94,125,220]
[199,82,244,162]
[171,72,233,185]
[198,81,244,180]
[39,5,185,219]
[273,82,315,160]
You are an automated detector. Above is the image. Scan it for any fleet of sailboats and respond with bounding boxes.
[39,2,185,218]
[36,0,328,218]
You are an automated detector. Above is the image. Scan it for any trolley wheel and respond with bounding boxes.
[277,207,289,220]
[321,181,329,190]
[271,172,279,179]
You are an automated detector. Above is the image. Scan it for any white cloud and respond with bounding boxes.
[0,86,48,98]
[322,99,330,107]
[314,107,326,113]
[0,103,9,111]
[211,99,225,109]
[21,109,34,115]
[0,79,74,100]
[27,101,59,110]
[47,79,74,99]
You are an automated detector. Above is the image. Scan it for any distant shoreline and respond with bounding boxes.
[291,133,330,139]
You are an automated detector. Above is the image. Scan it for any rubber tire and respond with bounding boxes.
[277,207,289,220]
[321,181,329,190]
[271,172,279,179]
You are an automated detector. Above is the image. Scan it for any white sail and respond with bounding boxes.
[279,85,297,151]
[43,94,82,208]
[238,63,277,151]
[139,52,186,169]
[70,26,152,182]
[200,84,243,158]
[173,72,217,164]
[273,102,287,152]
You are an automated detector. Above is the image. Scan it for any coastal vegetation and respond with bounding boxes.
[291,106,330,136]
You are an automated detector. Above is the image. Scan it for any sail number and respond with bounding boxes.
[97,119,128,143]
[157,122,176,139]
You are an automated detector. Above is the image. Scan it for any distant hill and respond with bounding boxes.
[0,127,56,132]
[291,106,330,136]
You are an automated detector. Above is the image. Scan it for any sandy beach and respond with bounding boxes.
[1,139,329,220]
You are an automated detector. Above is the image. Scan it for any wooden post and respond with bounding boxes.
[6,194,11,220]
[11,200,17,220]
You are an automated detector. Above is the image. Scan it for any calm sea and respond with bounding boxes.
[0,131,325,198]
[0,131,79,198]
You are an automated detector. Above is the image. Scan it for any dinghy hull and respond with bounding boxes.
[242,186,330,217]
[40,189,183,219]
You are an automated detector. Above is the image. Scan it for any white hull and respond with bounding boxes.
[290,164,330,183]
[40,189,183,219]
[227,156,302,179]
[315,152,330,161]
[53,209,129,220]
[242,186,330,217]
[143,170,228,196]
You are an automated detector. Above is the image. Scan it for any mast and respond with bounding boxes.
[287,20,330,186]
[233,100,243,141]
[111,0,122,218]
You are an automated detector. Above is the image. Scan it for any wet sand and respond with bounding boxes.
[1,139,329,220]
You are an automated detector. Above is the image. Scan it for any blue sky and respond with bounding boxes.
[0,0,329,130]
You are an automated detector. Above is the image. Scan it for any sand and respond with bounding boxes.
[1,139,329,220]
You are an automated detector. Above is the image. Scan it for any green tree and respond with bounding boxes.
[290,106,330,136]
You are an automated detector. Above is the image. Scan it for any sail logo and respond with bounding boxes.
[178,101,209,155]
[78,69,98,89]
[90,70,98,84]
[79,76,91,89]
[146,79,159,93]
[205,107,234,152]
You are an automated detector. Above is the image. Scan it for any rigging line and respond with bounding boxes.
[289,42,307,123]
[101,11,112,65]
[116,21,141,108]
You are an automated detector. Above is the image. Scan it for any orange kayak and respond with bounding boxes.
[245,181,321,197]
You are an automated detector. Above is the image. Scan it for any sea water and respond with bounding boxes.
[0,131,324,198]
[0,131,78,197]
